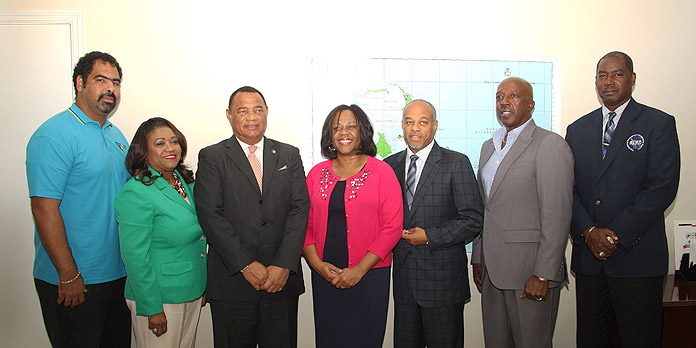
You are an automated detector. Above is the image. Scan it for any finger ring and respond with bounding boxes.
[153,328,158,333]
[340,286,345,289]
[598,251,605,258]
[279,287,283,291]
[536,297,543,301]
[606,236,615,244]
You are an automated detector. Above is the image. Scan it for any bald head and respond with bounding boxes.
[495,77,535,131]
[500,77,533,99]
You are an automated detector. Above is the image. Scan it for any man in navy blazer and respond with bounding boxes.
[385,99,483,348]
[194,86,309,348]
[566,52,680,348]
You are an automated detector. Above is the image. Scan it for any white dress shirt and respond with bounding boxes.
[404,139,436,194]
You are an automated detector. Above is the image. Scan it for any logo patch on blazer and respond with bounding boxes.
[626,134,645,151]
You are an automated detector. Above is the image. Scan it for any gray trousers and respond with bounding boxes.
[481,271,561,348]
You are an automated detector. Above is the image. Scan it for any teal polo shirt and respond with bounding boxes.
[26,104,131,285]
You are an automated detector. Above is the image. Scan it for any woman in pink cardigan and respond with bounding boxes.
[303,104,403,348]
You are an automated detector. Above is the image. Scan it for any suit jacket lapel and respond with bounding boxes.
[478,140,495,201]
[225,136,261,195]
[408,142,442,222]
[391,151,409,216]
[586,109,605,177]
[599,99,639,176]
[487,120,535,201]
[152,170,196,214]
[262,137,278,195]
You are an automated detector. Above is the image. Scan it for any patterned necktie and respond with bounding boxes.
[406,154,418,209]
[602,111,617,159]
[248,145,262,193]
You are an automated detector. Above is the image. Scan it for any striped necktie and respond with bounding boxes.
[248,145,263,192]
[602,111,617,159]
[406,154,418,209]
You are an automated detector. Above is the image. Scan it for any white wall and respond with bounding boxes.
[2,0,695,347]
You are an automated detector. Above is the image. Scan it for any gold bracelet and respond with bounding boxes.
[58,270,81,284]
[585,226,597,238]
[240,264,250,273]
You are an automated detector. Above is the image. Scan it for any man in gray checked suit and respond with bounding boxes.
[385,99,484,348]
[471,77,574,347]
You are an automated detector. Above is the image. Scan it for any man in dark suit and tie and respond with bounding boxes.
[194,86,310,348]
[566,51,680,348]
[385,99,484,348]
[472,77,574,347]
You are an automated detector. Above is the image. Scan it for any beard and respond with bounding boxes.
[97,92,117,114]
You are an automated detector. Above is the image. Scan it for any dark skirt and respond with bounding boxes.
[311,266,391,348]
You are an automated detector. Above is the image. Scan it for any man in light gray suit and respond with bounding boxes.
[471,77,574,347]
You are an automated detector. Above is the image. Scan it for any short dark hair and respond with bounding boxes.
[228,86,267,109]
[320,104,377,159]
[597,51,634,74]
[125,117,194,185]
[72,51,122,96]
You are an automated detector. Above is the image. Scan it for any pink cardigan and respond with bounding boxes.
[304,156,404,269]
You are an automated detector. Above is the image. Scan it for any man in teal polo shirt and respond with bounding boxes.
[26,51,132,348]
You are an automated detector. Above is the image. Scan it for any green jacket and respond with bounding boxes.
[115,169,206,316]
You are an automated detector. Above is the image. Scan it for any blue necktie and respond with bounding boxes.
[602,112,617,159]
[406,154,418,209]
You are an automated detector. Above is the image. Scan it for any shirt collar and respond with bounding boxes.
[407,138,435,162]
[492,117,533,150]
[602,98,630,119]
[68,104,113,128]
[236,136,264,153]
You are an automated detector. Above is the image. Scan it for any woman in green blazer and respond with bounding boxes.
[115,117,206,347]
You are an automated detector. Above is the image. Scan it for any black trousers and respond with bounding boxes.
[394,297,464,348]
[210,296,299,348]
[576,271,663,348]
[35,277,131,348]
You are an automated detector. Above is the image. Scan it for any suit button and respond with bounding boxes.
[408,250,412,254]
[262,222,267,226]
[200,253,205,258]
[259,200,263,205]
[200,235,205,241]
[595,200,601,206]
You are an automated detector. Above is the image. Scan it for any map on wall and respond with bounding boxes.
[309,58,561,171]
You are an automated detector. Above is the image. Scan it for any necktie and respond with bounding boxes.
[602,111,617,159]
[248,145,262,193]
[406,154,418,209]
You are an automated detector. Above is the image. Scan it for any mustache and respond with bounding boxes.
[99,92,116,103]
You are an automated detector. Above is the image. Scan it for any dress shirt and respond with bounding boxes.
[481,118,533,198]
[236,136,264,174]
[404,140,435,194]
[601,99,630,136]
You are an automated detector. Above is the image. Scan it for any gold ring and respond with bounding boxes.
[536,297,543,301]
[599,251,605,258]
